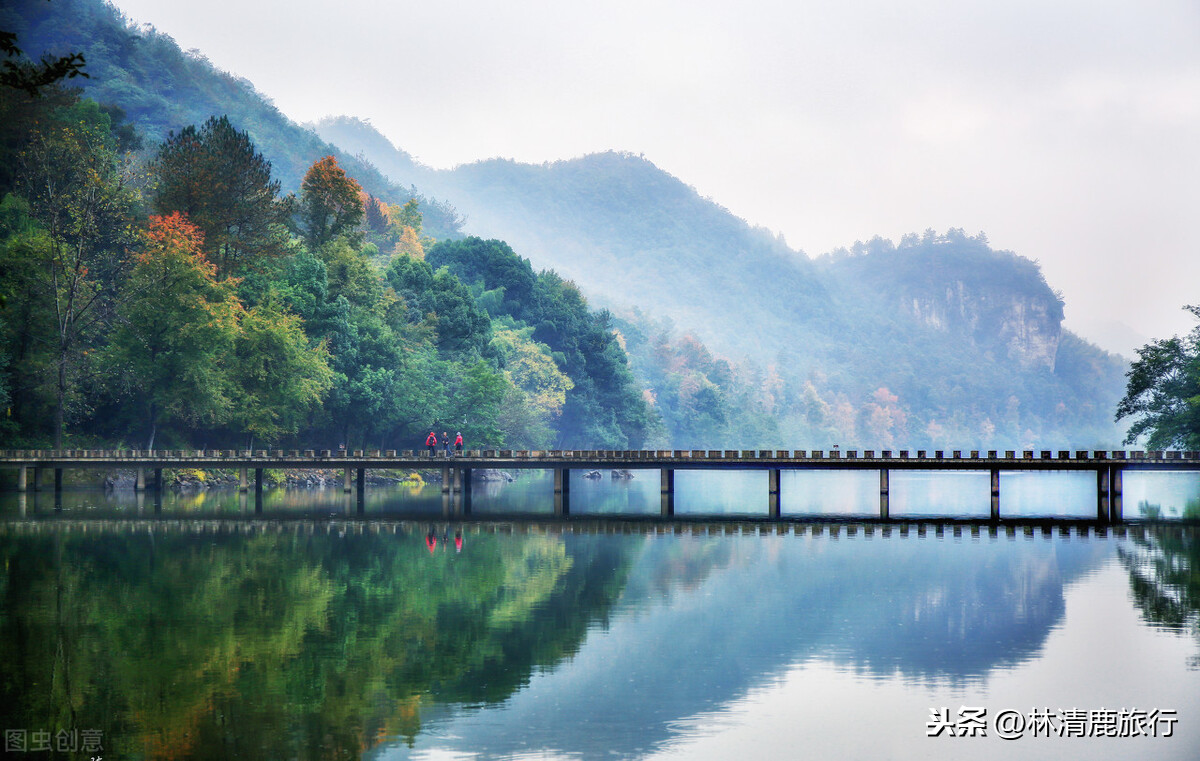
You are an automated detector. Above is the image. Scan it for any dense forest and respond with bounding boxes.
[1,0,1137,452]
[0,83,654,449]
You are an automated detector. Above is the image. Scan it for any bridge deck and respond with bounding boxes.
[4,448,1199,524]
[1,447,1198,470]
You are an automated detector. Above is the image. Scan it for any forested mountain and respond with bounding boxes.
[0,0,657,451]
[319,117,1129,448]
[0,0,1130,451]
[0,0,464,238]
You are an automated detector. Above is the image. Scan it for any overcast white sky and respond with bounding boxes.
[110,0,1200,355]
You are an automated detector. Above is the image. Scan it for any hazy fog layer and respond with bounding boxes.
[109,0,1200,355]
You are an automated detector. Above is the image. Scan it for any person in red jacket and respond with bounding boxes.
[425,431,437,456]
[454,432,464,455]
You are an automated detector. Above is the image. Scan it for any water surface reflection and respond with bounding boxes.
[1,513,1197,760]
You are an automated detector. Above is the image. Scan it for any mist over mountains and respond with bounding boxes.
[4,0,1130,449]
[315,116,1128,448]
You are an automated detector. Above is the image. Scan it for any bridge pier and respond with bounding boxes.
[461,468,473,515]
[343,467,353,494]
[879,468,889,519]
[1112,466,1123,522]
[238,467,248,493]
[16,466,26,493]
[32,467,41,492]
[136,467,147,493]
[990,468,1000,520]
[154,468,162,492]
[1097,466,1109,522]
[54,468,63,494]
[441,467,451,494]
[661,468,675,517]
[554,468,570,516]
[768,468,780,518]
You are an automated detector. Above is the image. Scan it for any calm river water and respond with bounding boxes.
[1,470,1198,760]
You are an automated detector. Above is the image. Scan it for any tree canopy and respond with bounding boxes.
[1116,306,1200,450]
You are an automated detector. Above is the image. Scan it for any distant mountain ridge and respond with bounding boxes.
[6,0,1130,447]
[313,117,1128,446]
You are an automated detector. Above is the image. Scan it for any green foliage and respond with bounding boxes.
[152,114,292,278]
[106,213,241,447]
[429,237,656,448]
[1116,306,1200,449]
[230,295,333,446]
[385,254,494,361]
[1,93,138,445]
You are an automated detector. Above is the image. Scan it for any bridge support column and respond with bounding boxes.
[54,468,63,494]
[879,468,889,519]
[554,468,570,516]
[136,467,146,493]
[990,468,1000,520]
[442,467,451,494]
[154,468,163,492]
[252,470,263,513]
[768,468,781,518]
[1097,466,1111,522]
[16,466,27,493]
[32,466,42,492]
[238,467,248,493]
[355,468,365,514]
[461,468,473,515]
[1112,466,1123,523]
[343,467,353,494]
[661,468,675,517]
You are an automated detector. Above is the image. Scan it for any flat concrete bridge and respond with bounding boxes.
[5,447,1200,522]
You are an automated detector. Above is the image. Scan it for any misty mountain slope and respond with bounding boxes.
[0,0,462,237]
[445,153,832,354]
[313,119,1128,445]
[8,0,1129,445]
[311,117,833,360]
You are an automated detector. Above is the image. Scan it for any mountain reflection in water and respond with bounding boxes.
[0,520,1197,760]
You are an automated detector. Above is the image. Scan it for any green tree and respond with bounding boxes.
[107,213,241,448]
[385,255,493,360]
[492,322,574,420]
[229,295,333,447]
[152,115,292,278]
[1116,305,1200,449]
[11,99,136,446]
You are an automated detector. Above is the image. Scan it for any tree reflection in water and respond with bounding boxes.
[1119,526,1200,666]
[0,527,636,759]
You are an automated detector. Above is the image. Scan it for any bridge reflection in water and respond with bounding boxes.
[4,448,1200,523]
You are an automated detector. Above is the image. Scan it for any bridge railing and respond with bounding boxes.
[1,448,1200,462]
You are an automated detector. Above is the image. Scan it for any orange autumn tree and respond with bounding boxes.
[107,213,242,449]
[300,156,364,248]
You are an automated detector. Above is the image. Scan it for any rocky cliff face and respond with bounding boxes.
[825,234,1066,373]
[905,284,1061,372]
